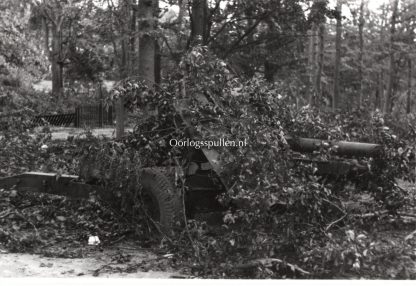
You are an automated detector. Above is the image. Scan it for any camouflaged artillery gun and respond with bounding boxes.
[0,94,383,234]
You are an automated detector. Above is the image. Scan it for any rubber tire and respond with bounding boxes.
[139,168,184,235]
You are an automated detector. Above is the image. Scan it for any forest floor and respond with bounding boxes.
[1,188,416,279]
[48,127,132,140]
[1,222,415,278]
[0,186,186,278]
[0,242,179,278]
[1,128,416,278]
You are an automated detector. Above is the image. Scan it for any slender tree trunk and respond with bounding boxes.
[175,0,186,54]
[177,0,185,29]
[374,73,380,109]
[40,2,63,99]
[245,1,255,77]
[129,0,137,75]
[116,43,127,139]
[378,71,384,110]
[308,24,317,106]
[384,0,399,114]
[42,16,49,55]
[407,58,412,114]
[203,0,209,44]
[305,28,311,101]
[315,23,325,108]
[405,1,415,114]
[154,0,161,85]
[155,41,161,85]
[191,0,206,45]
[116,1,131,139]
[358,0,365,108]
[51,23,64,99]
[333,0,342,110]
[378,4,387,110]
[138,0,156,85]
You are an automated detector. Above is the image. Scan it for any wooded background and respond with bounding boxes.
[1,0,415,120]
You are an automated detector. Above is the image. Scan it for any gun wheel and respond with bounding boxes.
[138,168,184,235]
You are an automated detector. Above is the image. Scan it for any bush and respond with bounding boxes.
[103,46,416,277]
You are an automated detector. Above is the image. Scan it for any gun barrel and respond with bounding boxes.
[286,137,382,157]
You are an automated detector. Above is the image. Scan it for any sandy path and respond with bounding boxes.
[0,247,178,278]
[49,128,118,140]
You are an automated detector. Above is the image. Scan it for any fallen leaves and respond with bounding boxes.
[0,187,134,255]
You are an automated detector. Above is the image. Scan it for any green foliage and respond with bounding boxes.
[302,227,416,278]
[104,46,416,277]
[0,186,134,255]
[0,116,51,177]
[0,1,47,90]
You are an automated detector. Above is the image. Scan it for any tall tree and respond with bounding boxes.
[308,23,317,106]
[138,0,157,84]
[309,0,327,107]
[38,0,66,99]
[333,0,342,110]
[191,0,207,45]
[406,58,412,114]
[384,0,399,113]
[35,0,96,98]
[404,0,415,114]
[375,3,389,110]
[315,22,325,107]
[115,0,132,139]
[358,0,365,108]
[154,0,161,85]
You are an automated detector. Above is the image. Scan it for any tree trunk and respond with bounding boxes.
[115,98,125,139]
[308,24,317,106]
[203,0,209,44]
[116,41,127,139]
[155,40,161,85]
[191,0,206,45]
[116,1,131,140]
[129,0,137,75]
[405,1,415,114]
[358,0,365,108]
[315,23,325,108]
[384,0,399,114]
[42,16,49,55]
[245,1,255,77]
[51,23,64,99]
[377,5,387,110]
[177,0,185,29]
[333,0,342,110]
[407,58,412,114]
[138,0,156,85]
[174,0,186,54]
[374,73,380,109]
[115,34,127,139]
[378,71,384,110]
[154,0,161,85]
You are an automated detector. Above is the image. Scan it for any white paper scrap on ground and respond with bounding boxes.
[88,236,100,245]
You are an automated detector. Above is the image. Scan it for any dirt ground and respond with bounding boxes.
[0,243,180,278]
[49,127,120,140]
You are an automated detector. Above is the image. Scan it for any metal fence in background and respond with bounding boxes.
[33,104,114,128]
[33,113,76,127]
[75,104,113,128]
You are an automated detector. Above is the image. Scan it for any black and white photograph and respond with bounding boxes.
[0,0,416,281]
